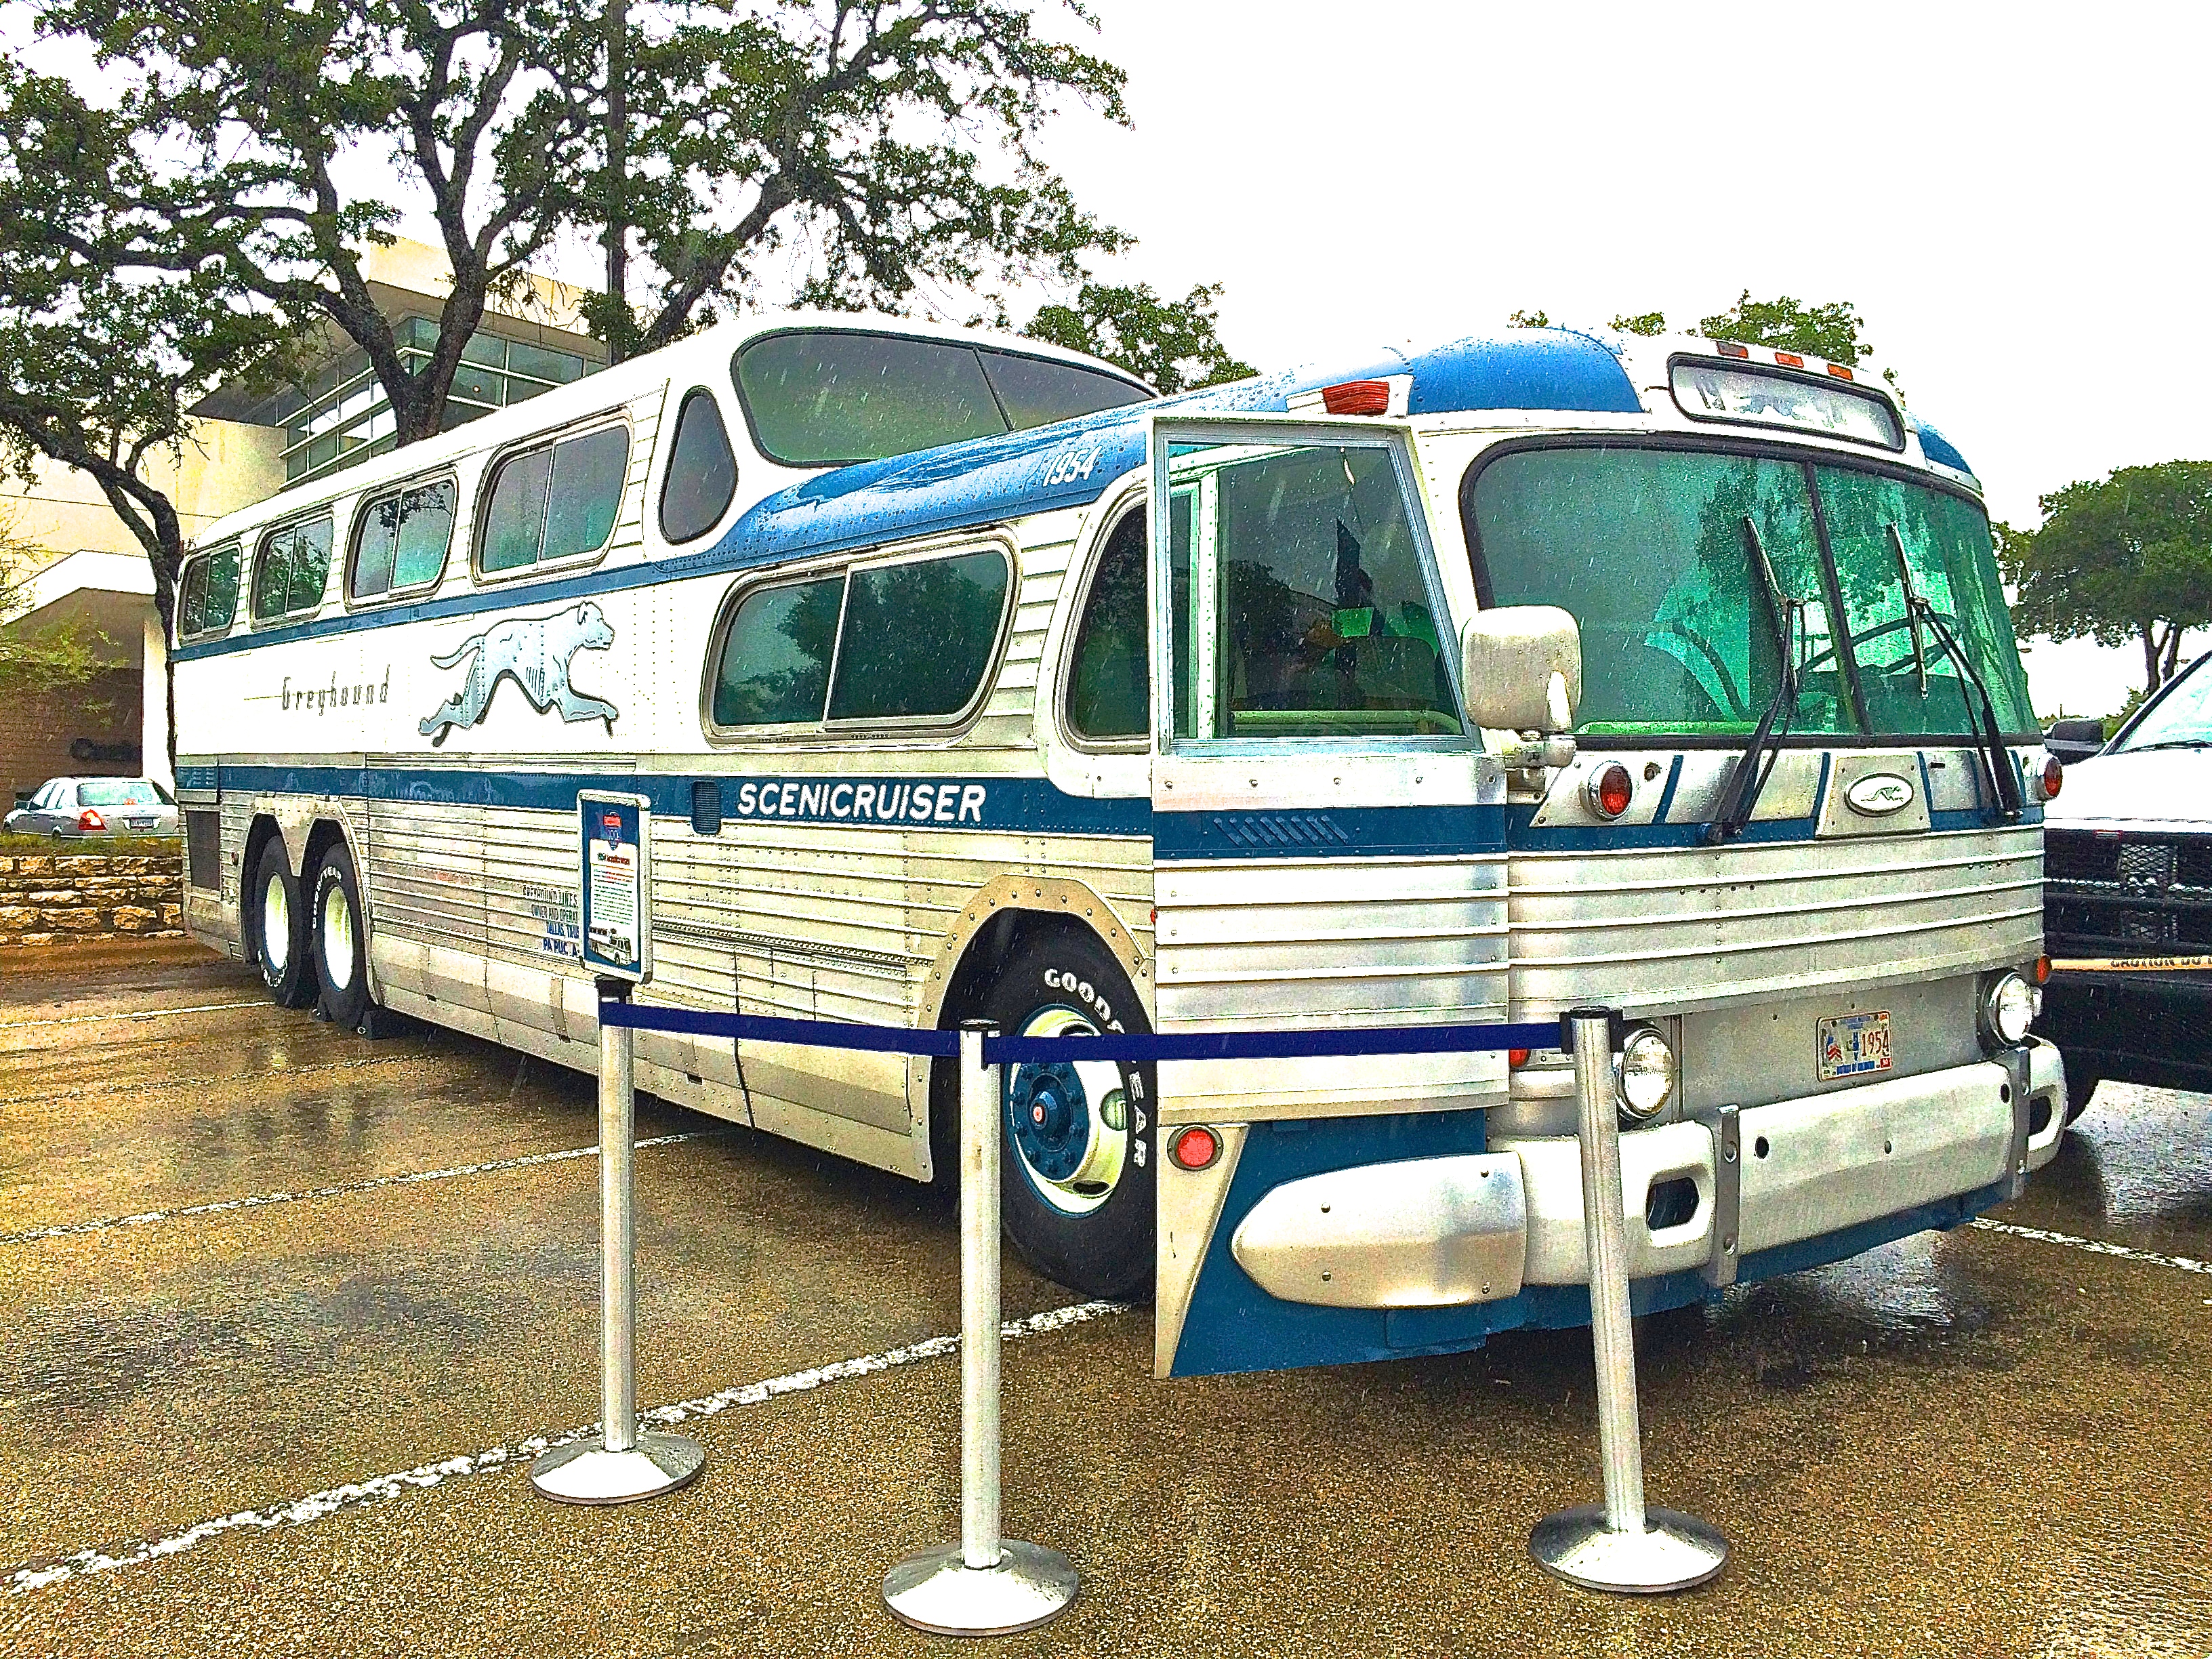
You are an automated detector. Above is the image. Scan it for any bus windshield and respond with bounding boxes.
[1466,445,2036,739]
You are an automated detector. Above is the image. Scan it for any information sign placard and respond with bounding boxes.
[578,790,652,983]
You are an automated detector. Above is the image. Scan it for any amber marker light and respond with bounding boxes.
[1586,762,1634,819]
[1169,1126,1221,1171]
[2034,956,2053,986]
[2041,755,2064,800]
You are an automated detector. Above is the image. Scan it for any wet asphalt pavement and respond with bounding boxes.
[2,941,2209,1658]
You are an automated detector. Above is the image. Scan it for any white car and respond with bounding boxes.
[3,776,180,838]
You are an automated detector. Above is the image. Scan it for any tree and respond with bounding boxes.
[0,519,112,700]
[1023,280,1252,393]
[1696,291,1871,366]
[7,0,1133,442]
[1999,462,2212,695]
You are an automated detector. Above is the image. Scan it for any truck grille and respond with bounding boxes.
[2045,827,2212,953]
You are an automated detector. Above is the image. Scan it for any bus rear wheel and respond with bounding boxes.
[947,929,1156,1303]
[312,842,375,1033]
[249,838,316,1010]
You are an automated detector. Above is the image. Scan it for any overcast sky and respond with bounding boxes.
[1027,1,2211,716]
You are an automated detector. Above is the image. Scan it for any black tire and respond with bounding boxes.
[312,842,374,1032]
[2064,1069,2101,1126]
[939,928,1157,1303]
[248,838,316,1009]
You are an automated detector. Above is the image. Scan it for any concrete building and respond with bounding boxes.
[0,238,602,807]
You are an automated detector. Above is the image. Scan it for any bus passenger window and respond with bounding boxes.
[178,558,207,638]
[352,480,455,600]
[827,550,1010,723]
[252,514,333,621]
[1166,443,1460,739]
[710,576,842,727]
[480,424,628,575]
[1065,512,1149,741]
[659,388,738,544]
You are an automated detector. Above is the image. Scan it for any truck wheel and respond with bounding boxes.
[249,838,316,1010]
[312,842,374,1033]
[2064,1069,2102,1125]
[944,929,1156,1303]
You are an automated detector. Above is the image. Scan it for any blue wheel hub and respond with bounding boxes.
[1008,1061,1089,1183]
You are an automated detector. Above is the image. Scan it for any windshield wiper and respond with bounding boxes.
[1883,522,2022,821]
[1887,523,1930,697]
[1706,516,1803,846]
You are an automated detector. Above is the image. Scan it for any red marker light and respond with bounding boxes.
[1508,1048,1531,1068]
[1826,363,1855,382]
[1586,762,1634,820]
[1169,1126,1221,1171]
[77,808,106,833]
[2033,955,2053,985]
[2041,755,2064,800]
[1320,380,1392,415]
[1775,351,1805,369]
[1715,341,1750,359]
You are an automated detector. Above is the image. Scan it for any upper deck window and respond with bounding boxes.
[657,388,739,544]
[350,478,455,600]
[177,543,241,640]
[480,422,629,575]
[251,513,334,622]
[733,329,1149,468]
[1671,359,1903,450]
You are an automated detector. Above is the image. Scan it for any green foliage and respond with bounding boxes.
[1698,291,1870,365]
[1023,281,1253,393]
[0,525,115,697]
[1610,311,1666,337]
[1507,308,1551,329]
[1999,461,2212,695]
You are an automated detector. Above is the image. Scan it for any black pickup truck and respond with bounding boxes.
[2038,650,2212,1116]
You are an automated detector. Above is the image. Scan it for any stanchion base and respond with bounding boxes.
[881,1540,1079,1636]
[1530,1504,1728,1594]
[529,1432,705,1506]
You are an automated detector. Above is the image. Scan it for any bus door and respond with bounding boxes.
[1145,417,1512,1131]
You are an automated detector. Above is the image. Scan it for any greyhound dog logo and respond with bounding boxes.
[419,601,619,746]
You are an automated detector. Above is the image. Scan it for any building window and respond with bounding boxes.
[278,317,590,484]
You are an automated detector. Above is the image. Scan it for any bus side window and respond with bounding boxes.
[1065,510,1149,741]
[827,550,1010,723]
[177,556,207,639]
[251,515,331,622]
[480,423,629,575]
[352,479,456,600]
[710,575,843,727]
[659,388,738,544]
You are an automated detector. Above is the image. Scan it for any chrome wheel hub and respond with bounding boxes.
[1004,1006,1126,1216]
[262,872,289,970]
[321,882,354,990]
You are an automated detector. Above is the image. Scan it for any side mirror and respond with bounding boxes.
[2043,716,2106,764]
[1462,605,1582,733]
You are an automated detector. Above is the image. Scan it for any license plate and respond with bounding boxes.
[1818,1010,1891,1081]
[124,817,154,830]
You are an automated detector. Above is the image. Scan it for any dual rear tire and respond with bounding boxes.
[248,835,376,1032]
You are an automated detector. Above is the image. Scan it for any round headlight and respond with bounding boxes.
[1615,1027,1677,1121]
[1984,971,2036,1046]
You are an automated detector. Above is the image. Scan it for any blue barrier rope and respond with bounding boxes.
[597,1000,1555,1065]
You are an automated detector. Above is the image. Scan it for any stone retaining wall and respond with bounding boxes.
[0,854,184,947]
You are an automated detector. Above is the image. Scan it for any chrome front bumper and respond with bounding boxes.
[1228,1040,2065,1307]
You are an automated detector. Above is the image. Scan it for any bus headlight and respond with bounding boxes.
[1615,1027,1676,1121]
[1982,971,2036,1047]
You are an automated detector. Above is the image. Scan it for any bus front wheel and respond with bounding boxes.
[949,929,1157,1304]
[249,839,316,1010]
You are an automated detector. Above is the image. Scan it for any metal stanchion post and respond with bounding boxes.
[531,980,705,1504]
[1530,1007,1727,1593]
[883,1022,1079,1636]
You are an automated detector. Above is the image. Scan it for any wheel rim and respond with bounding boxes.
[1004,1006,1128,1217]
[261,870,289,970]
[321,881,355,991]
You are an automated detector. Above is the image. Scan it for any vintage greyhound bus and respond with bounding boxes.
[171,311,2068,1377]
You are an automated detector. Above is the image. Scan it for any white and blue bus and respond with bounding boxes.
[171,311,2067,1377]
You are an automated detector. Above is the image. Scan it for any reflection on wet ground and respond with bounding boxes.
[3,940,2211,1658]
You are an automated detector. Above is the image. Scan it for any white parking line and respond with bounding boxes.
[3,1300,1127,1595]
[0,1132,720,1246]
[0,998,265,1032]
[1969,1217,2212,1276]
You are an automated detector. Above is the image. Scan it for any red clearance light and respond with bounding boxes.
[77,808,106,833]
[2033,955,2053,986]
[1826,363,1854,382]
[1169,1126,1222,1172]
[1715,341,1750,359]
[1585,762,1634,820]
[1774,351,1805,369]
[2041,755,2064,800]
[1320,380,1392,415]
[1508,1047,1531,1068]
